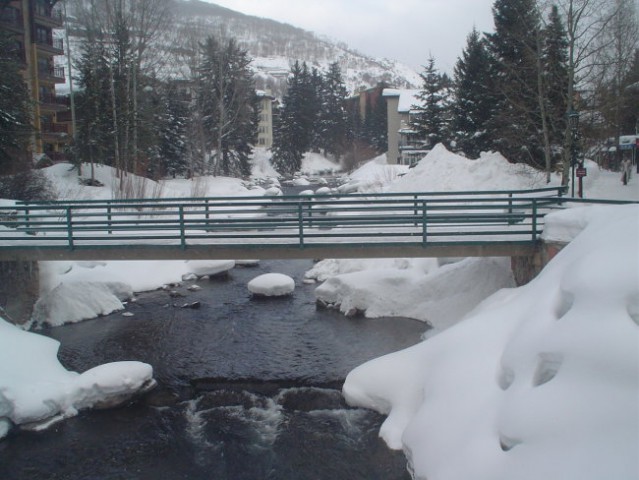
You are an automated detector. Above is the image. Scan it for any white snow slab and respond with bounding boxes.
[248,273,295,296]
[343,205,639,480]
[0,318,154,439]
[186,260,235,277]
[32,281,132,327]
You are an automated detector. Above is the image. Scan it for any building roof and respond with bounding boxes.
[383,88,423,113]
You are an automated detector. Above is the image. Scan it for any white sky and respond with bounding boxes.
[202,0,496,73]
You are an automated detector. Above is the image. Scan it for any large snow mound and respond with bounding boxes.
[0,318,155,439]
[389,144,558,192]
[343,204,639,480]
[315,257,515,329]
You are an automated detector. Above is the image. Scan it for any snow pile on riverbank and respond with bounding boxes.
[343,204,639,480]
[0,317,155,440]
[314,257,515,330]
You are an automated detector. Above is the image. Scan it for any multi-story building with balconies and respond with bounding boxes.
[1,0,71,164]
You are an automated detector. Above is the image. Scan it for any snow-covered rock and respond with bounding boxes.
[248,273,295,297]
[186,260,235,277]
[0,318,155,440]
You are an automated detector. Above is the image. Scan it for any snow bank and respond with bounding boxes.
[0,317,155,440]
[300,152,341,176]
[248,273,295,296]
[315,257,515,329]
[32,281,132,327]
[343,204,639,480]
[389,144,559,193]
[340,154,409,193]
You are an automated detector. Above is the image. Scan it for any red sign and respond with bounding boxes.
[576,167,587,178]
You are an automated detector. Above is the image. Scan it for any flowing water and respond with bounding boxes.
[0,259,427,480]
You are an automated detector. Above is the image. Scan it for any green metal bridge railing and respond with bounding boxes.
[0,187,573,258]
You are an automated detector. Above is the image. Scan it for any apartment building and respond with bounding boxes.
[1,0,71,163]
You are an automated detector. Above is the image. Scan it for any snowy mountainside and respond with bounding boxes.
[171,0,420,95]
[63,0,420,97]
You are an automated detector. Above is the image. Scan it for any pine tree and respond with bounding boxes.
[542,5,569,168]
[412,56,448,148]
[488,0,544,167]
[452,28,495,158]
[74,31,114,174]
[0,30,32,174]
[272,61,320,175]
[197,36,257,178]
[317,62,350,160]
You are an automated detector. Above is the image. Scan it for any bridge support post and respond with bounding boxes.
[0,261,39,325]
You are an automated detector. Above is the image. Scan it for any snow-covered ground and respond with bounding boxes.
[2,144,638,480]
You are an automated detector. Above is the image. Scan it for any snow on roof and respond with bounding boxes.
[383,88,423,113]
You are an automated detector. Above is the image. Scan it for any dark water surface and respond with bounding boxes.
[0,259,426,480]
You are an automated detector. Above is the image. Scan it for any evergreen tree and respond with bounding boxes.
[272,61,319,175]
[412,56,449,148]
[0,30,32,174]
[487,0,543,167]
[197,36,257,178]
[542,5,569,167]
[317,62,350,160]
[452,28,495,158]
[74,31,114,172]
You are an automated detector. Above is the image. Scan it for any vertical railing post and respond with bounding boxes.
[179,205,186,249]
[107,205,112,234]
[414,194,419,227]
[532,199,538,241]
[66,207,74,250]
[307,198,313,228]
[205,199,210,220]
[507,192,514,225]
[422,201,427,247]
[298,202,304,248]
[24,205,30,232]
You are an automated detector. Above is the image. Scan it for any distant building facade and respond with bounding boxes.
[256,90,275,149]
[383,88,428,165]
[1,0,72,163]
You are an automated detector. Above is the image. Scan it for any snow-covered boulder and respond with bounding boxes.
[248,273,295,297]
[264,186,283,197]
[186,260,235,277]
[292,177,311,186]
[299,189,314,196]
[0,318,155,440]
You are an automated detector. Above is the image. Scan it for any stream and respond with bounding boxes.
[0,259,427,479]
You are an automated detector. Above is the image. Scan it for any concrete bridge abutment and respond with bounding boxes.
[0,261,39,325]
[511,241,567,286]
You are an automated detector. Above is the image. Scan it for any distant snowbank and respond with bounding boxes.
[389,144,559,193]
[343,204,639,480]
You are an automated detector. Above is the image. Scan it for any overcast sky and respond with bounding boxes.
[203,0,497,73]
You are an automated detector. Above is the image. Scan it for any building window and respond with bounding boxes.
[36,26,50,45]
[259,138,266,146]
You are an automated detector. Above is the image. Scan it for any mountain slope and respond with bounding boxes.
[170,0,420,95]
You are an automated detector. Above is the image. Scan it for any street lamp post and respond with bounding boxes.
[568,111,580,198]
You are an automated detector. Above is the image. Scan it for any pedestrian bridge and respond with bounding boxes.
[0,187,571,262]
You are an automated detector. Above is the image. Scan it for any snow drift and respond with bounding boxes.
[343,205,639,480]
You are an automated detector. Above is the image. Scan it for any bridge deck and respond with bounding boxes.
[0,188,567,261]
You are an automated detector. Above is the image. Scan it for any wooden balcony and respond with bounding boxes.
[40,122,68,136]
[36,37,64,56]
[38,65,65,84]
[40,93,70,111]
[34,6,63,28]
